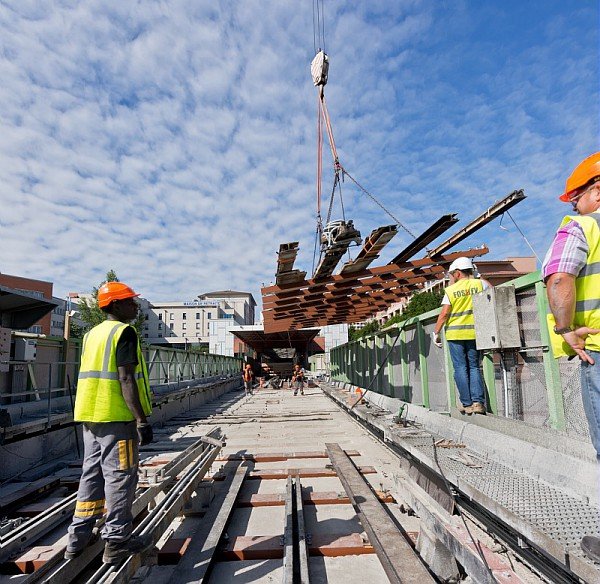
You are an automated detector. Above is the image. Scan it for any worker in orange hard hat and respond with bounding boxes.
[543,152,600,563]
[65,281,154,564]
[243,363,254,396]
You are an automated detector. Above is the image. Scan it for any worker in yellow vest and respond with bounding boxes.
[65,282,153,565]
[543,152,600,563]
[433,257,490,415]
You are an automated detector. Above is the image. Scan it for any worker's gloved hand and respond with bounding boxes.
[432,332,442,348]
[137,423,153,446]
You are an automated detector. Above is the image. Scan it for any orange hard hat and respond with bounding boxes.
[97,282,140,308]
[559,152,600,202]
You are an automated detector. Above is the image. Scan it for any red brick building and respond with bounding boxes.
[0,273,54,334]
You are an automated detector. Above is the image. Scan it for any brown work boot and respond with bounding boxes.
[470,402,486,415]
[458,404,472,415]
[102,534,153,565]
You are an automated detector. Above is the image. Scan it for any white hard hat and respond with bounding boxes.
[448,257,474,272]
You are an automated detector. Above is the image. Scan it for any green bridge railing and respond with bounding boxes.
[330,271,589,444]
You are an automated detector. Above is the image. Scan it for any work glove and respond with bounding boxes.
[432,332,442,348]
[137,422,153,446]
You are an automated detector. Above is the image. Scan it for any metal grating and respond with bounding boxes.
[423,321,448,412]
[400,434,600,559]
[559,359,591,441]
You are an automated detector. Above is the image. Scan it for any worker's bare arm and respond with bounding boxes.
[119,363,148,423]
[547,272,600,364]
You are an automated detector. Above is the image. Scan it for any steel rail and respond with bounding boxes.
[20,428,223,584]
[294,474,310,584]
[0,494,77,562]
[282,474,310,584]
[167,462,250,583]
[88,433,223,584]
[325,443,435,584]
[282,476,295,584]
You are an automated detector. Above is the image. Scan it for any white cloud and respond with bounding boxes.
[0,0,597,315]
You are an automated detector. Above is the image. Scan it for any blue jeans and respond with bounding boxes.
[448,340,485,407]
[581,351,600,461]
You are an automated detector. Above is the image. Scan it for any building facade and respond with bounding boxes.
[141,291,256,349]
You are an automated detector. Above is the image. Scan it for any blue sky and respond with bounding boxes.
[0,1,597,311]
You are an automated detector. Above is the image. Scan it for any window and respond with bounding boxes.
[182,323,187,330]
[158,323,162,330]
[196,312,200,319]
[169,323,174,330]
[145,314,148,320]
[182,313,187,320]
[207,312,212,319]
[144,334,148,338]
[158,314,162,320]
[170,313,174,320]
[196,323,200,329]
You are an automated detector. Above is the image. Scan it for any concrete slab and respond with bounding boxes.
[226,506,286,537]
[208,559,283,583]
[303,503,362,536]
[309,555,389,583]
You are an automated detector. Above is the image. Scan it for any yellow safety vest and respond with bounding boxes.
[547,211,600,357]
[444,278,484,341]
[74,320,152,422]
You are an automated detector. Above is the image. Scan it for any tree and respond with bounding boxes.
[385,290,444,327]
[348,319,381,341]
[73,270,145,337]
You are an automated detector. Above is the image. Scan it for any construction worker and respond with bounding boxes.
[64,282,153,564]
[543,152,600,563]
[292,364,305,396]
[243,363,254,395]
[433,257,490,415]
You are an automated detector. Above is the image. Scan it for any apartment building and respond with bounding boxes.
[141,291,256,349]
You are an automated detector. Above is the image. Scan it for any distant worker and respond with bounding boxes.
[433,257,490,415]
[243,363,254,396]
[543,152,600,563]
[65,282,153,564]
[292,364,305,396]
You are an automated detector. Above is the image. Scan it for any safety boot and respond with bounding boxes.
[581,535,600,563]
[64,528,100,560]
[102,534,153,565]
[470,402,486,415]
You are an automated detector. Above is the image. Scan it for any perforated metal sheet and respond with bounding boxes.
[399,433,600,560]
[559,359,591,441]
[422,321,449,412]
[405,329,423,405]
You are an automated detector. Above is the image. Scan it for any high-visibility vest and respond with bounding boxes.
[444,278,484,341]
[547,211,600,357]
[74,320,152,422]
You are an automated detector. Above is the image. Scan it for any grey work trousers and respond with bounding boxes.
[66,421,139,551]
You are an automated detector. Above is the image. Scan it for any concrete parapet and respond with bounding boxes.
[351,389,597,503]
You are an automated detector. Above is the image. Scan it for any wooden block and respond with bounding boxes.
[158,537,192,564]
[12,545,59,573]
[220,533,376,561]
[249,466,376,480]
[217,450,360,462]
